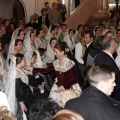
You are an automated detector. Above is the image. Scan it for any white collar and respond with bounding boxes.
[86,41,92,48]
[103,50,114,60]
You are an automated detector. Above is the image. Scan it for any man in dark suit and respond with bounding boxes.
[83,30,94,66]
[65,64,120,120]
[38,8,49,29]
[94,38,120,101]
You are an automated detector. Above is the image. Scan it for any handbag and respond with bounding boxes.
[60,89,78,107]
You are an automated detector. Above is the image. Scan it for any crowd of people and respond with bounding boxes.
[0,1,120,120]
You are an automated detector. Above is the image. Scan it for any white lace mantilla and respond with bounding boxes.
[53,58,75,72]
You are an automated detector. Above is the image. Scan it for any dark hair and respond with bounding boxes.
[105,31,112,36]
[41,8,47,14]
[32,51,37,57]
[84,30,94,38]
[30,31,35,37]
[15,53,24,65]
[116,29,120,34]
[50,25,57,33]
[83,25,88,29]
[29,98,61,120]
[94,26,101,32]
[17,29,23,36]
[45,2,49,6]
[36,27,43,36]
[81,31,85,38]
[15,39,22,46]
[93,35,104,50]
[38,48,46,56]
[85,63,115,86]
[98,23,105,28]
[10,23,16,29]
[54,42,67,53]
[68,29,75,34]
[3,19,9,25]
[77,24,83,31]
[102,38,115,50]
[61,24,67,29]
[50,37,57,44]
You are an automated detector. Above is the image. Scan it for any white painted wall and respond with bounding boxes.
[21,0,35,22]
[38,0,42,16]
[21,0,42,23]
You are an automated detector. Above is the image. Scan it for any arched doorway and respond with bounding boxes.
[13,0,25,22]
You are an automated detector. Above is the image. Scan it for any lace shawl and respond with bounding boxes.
[53,58,75,72]
[24,31,42,68]
[16,68,28,85]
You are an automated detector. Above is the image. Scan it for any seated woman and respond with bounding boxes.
[25,42,81,106]
[45,25,58,45]
[5,53,35,119]
[64,29,75,54]
[93,26,101,39]
[35,27,47,49]
[75,24,83,43]
[24,31,42,68]
[8,39,23,66]
[58,24,68,42]
[45,37,58,63]
[7,28,25,67]
[15,53,35,119]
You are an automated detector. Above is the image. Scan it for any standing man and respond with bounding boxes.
[94,38,120,101]
[83,30,94,66]
[57,0,67,22]
[65,64,120,120]
[44,2,51,14]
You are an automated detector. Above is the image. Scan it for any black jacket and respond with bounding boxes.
[83,42,93,66]
[26,21,39,29]
[65,86,120,120]
[94,51,120,101]
[38,15,49,28]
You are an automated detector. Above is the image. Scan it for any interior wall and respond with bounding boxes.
[0,0,15,19]
[21,0,35,22]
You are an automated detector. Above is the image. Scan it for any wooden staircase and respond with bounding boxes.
[64,0,110,29]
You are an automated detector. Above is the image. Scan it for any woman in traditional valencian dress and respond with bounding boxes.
[25,42,81,106]
[64,29,75,54]
[5,53,35,120]
[35,27,47,49]
[7,28,25,67]
[24,30,42,68]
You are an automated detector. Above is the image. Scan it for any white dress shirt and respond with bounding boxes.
[115,45,120,67]
[75,42,84,64]
[103,50,114,60]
